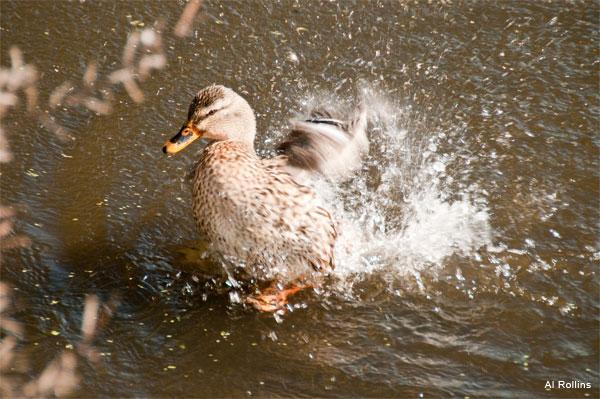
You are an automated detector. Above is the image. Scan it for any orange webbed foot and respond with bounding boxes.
[246,285,310,314]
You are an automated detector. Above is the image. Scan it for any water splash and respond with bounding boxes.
[305,85,493,293]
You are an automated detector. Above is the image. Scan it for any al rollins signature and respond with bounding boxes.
[545,380,591,389]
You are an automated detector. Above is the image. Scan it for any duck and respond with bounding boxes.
[162,85,368,312]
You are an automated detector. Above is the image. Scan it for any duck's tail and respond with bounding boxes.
[277,106,368,180]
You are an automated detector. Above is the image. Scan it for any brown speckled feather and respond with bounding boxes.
[192,141,337,281]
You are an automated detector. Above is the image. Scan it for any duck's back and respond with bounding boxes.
[192,141,336,281]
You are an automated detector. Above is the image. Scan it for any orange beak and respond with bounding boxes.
[162,125,201,154]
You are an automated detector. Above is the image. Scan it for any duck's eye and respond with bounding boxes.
[207,109,217,116]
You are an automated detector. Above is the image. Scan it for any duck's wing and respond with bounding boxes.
[276,106,368,180]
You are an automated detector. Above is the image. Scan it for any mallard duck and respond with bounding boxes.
[163,85,367,312]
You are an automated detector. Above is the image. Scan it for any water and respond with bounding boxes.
[1,1,598,397]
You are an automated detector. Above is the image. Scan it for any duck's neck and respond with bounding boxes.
[237,98,257,152]
[223,96,257,151]
[238,137,255,152]
[213,138,255,154]
[233,119,256,152]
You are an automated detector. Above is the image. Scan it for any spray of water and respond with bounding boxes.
[302,85,493,295]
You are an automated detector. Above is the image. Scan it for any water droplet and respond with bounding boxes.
[455,268,465,281]
[229,291,241,303]
[287,51,299,64]
[432,161,446,172]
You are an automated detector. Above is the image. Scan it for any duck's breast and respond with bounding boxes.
[192,141,336,279]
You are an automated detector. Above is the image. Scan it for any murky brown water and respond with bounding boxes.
[1,1,598,398]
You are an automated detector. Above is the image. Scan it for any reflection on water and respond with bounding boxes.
[1,0,598,398]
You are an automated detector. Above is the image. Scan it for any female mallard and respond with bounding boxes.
[163,85,367,312]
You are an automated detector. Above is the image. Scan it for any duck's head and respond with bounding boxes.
[163,85,256,154]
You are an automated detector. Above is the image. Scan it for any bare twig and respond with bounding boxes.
[0,318,23,337]
[0,282,10,312]
[24,85,38,112]
[0,46,38,160]
[80,295,100,344]
[123,30,141,67]
[6,47,37,93]
[82,60,98,90]
[23,352,78,398]
[0,127,12,163]
[0,92,19,107]
[83,97,112,115]
[138,53,166,79]
[0,205,32,251]
[174,0,203,38]
[108,67,144,103]
[37,111,74,141]
[0,336,17,372]
[49,81,74,110]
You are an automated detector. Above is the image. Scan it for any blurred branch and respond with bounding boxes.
[1,2,207,156]
[174,0,203,38]
[0,206,31,252]
[49,81,74,110]
[23,351,79,398]
[0,0,209,265]
[0,285,119,398]
[0,47,38,162]
[0,6,209,395]
[0,126,12,163]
